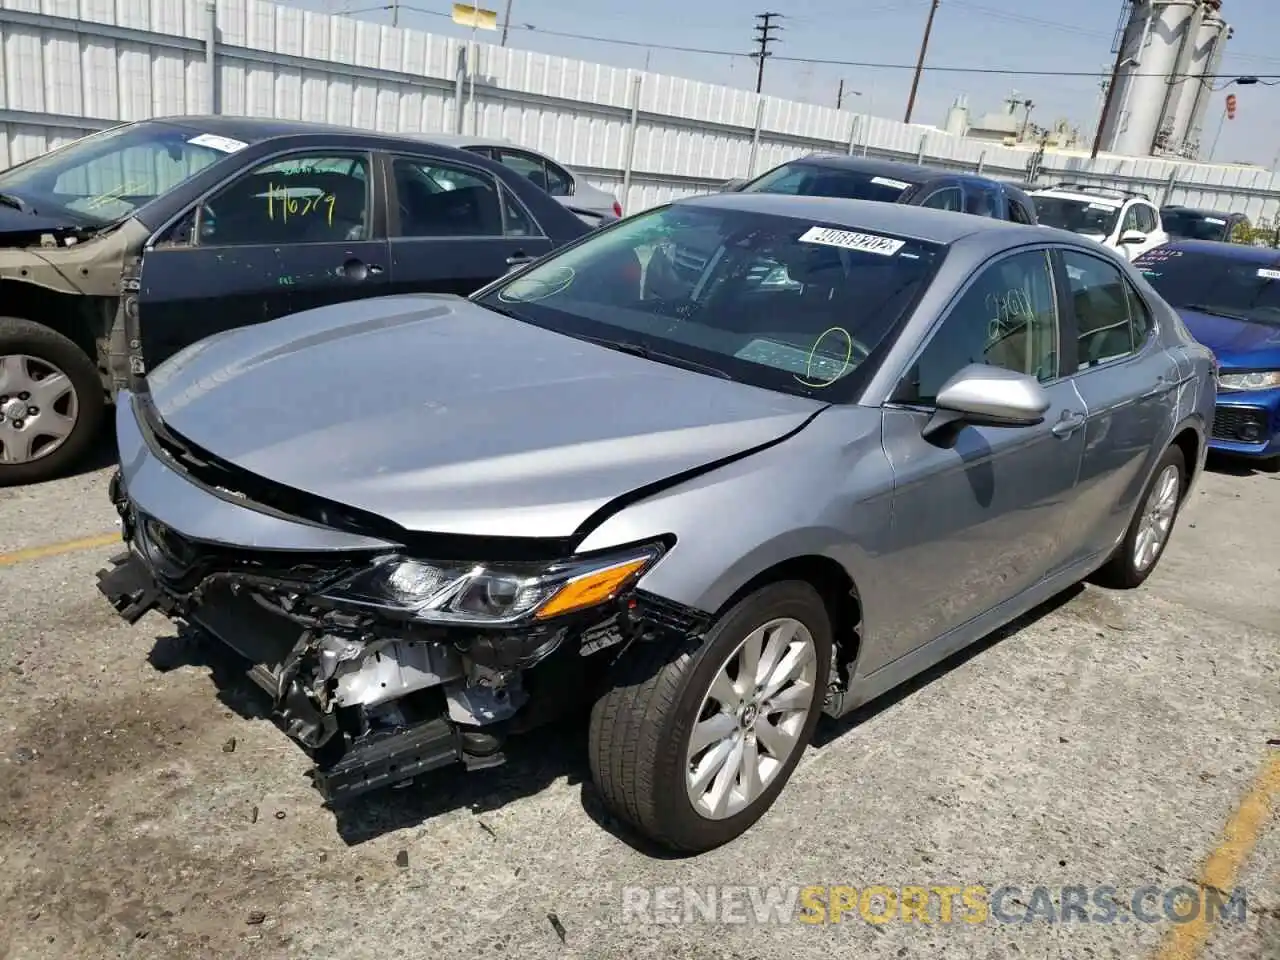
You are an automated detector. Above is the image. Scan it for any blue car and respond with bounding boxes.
[1134,240,1280,466]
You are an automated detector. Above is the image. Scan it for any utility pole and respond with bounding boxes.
[837,78,844,109]
[904,0,939,124]
[390,0,398,26]
[500,0,513,45]
[752,12,782,95]
[1091,41,1127,159]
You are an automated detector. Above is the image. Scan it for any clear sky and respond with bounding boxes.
[296,0,1280,168]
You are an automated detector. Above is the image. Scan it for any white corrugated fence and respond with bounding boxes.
[1,0,1278,221]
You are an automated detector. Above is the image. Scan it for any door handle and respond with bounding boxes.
[1051,413,1086,438]
[505,253,537,267]
[1138,375,1168,400]
[341,258,384,281]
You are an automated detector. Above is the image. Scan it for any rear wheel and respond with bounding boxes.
[1092,444,1186,589]
[589,581,831,852]
[0,316,104,486]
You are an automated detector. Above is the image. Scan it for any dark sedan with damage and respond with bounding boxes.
[0,116,589,485]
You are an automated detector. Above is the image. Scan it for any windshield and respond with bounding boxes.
[1033,196,1121,237]
[0,121,237,224]
[474,204,945,399]
[1161,210,1233,242]
[740,161,915,203]
[1133,247,1280,326]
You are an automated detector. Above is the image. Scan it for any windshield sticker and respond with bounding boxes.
[798,226,905,256]
[870,176,912,190]
[1257,268,1280,280]
[187,133,249,153]
[1204,217,1227,225]
[1087,203,1114,211]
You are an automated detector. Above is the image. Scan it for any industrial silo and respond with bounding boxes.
[1174,7,1231,157]
[1152,0,1209,153]
[1097,0,1202,156]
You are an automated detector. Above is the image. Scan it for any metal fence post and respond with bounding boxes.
[453,44,466,134]
[862,112,871,156]
[205,0,218,114]
[916,132,927,164]
[1161,167,1179,206]
[846,115,860,156]
[621,72,643,208]
[976,151,986,175]
[748,96,765,177]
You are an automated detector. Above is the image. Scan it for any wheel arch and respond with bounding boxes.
[0,279,106,369]
[1168,415,1205,502]
[709,552,864,690]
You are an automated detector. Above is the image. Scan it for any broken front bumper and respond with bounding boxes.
[96,544,511,802]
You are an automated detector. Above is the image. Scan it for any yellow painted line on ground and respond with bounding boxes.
[1152,751,1280,960]
[0,531,121,567]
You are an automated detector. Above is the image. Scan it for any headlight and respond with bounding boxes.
[318,543,666,625]
[1218,371,1280,391]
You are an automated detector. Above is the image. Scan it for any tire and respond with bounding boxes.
[0,316,105,486]
[588,580,832,852]
[1092,444,1186,589]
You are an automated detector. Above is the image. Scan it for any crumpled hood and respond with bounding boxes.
[145,295,825,539]
[1178,308,1280,370]
[0,202,88,240]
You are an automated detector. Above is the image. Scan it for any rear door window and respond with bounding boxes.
[1062,250,1141,367]
[391,157,506,237]
[920,186,963,212]
[963,183,1000,219]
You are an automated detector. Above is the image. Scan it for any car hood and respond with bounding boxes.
[1177,308,1280,369]
[145,295,826,540]
[0,203,91,242]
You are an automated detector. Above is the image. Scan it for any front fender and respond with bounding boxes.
[575,407,892,621]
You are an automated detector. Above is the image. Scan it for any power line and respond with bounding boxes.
[361,5,1280,81]
[904,0,940,123]
[752,12,783,94]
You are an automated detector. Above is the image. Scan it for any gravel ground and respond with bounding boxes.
[0,449,1277,960]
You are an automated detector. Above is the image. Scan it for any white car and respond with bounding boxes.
[412,133,622,228]
[1029,184,1169,261]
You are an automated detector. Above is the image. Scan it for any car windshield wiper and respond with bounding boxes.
[1185,303,1255,323]
[576,333,733,380]
[0,192,28,212]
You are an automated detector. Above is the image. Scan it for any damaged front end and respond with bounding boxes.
[96,468,691,804]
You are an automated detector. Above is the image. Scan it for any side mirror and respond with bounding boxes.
[1118,230,1147,246]
[921,363,1051,441]
[721,178,747,193]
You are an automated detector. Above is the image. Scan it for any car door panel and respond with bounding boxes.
[133,150,388,375]
[384,152,554,297]
[876,387,1086,669]
[870,247,1087,671]
[1059,248,1176,560]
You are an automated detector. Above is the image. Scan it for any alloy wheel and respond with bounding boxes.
[1133,463,1180,572]
[684,616,818,820]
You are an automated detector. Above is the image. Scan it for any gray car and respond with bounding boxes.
[96,194,1215,852]
[411,132,622,226]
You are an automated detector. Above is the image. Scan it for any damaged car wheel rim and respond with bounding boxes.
[685,616,817,821]
[0,354,78,465]
[1133,463,1179,572]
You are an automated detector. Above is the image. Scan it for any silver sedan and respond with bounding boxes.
[97,194,1215,852]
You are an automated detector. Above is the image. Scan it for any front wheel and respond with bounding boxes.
[589,581,831,852]
[0,316,105,486]
[1092,444,1186,589]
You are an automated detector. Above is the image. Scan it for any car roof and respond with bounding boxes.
[778,154,962,185]
[1161,238,1280,261]
[675,192,1036,244]
[1161,205,1241,219]
[1031,188,1125,206]
[147,115,504,149]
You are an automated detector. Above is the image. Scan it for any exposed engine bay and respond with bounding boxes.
[96,470,707,803]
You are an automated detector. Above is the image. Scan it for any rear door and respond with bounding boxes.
[1057,248,1178,561]
[133,149,388,374]
[383,150,553,297]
